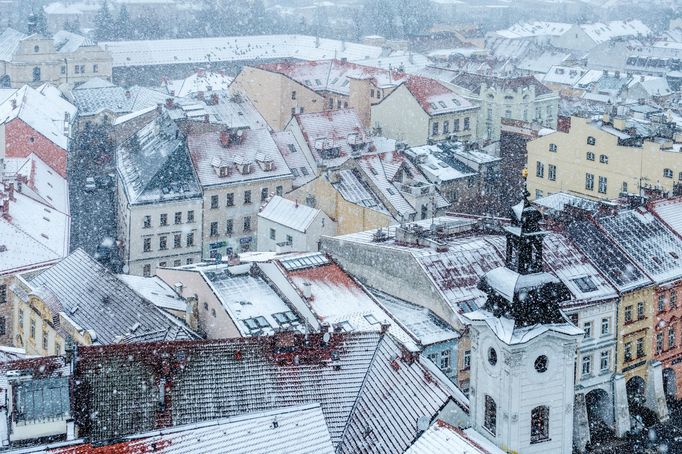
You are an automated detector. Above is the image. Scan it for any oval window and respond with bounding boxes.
[535,355,548,373]
[488,347,497,366]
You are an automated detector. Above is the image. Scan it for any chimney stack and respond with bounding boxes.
[165,98,174,109]
[302,282,312,299]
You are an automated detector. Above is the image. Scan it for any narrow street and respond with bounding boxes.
[67,125,119,270]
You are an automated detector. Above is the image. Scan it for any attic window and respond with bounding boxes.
[386,187,395,195]
[438,101,447,108]
[572,276,598,293]
[291,168,300,177]
[304,80,311,86]
[315,79,322,85]
[369,167,378,176]
[429,102,438,110]
[287,144,297,153]
[300,167,309,176]
[342,80,350,86]
[364,314,379,325]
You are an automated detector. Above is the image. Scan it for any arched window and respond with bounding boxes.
[484,395,497,435]
[587,136,596,146]
[32,66,41,82]
[530,406,550,443]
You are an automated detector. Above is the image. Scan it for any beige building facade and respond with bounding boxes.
[0,29,112,88]
[117,187,204,277]
[527,116,682,200]
[371,82,478,147]
[231,66,326,131]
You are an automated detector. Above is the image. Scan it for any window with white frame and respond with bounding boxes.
[581,355,591,376]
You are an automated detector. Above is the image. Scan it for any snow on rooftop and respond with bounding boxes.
[0,218,61,275]
[101,34,391,68]
[495,21,572,39]
[200,262,303,336]
[465,309,582,345]
[117,274,187,313]
[284,257,419,351]
[165,69,233,98]
[403,76,474,115]
[372,290,458,346]
[650,198,682,239]
[406,420,505,454]
[581,20,652,45]
[258,196,320,232]
[0,85,75,165]
[259,59,408,97]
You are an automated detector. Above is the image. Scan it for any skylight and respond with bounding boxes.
[572,276,598,293]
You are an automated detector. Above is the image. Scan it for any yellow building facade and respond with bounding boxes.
[287,174,393,235]
[527,116,682,200]
[617,287,656,382]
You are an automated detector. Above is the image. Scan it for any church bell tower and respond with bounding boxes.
[464,172,583,454]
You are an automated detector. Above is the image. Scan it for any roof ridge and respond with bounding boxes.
[335,332,386,452]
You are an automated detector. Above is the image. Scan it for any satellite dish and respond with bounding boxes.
[322,332,331,343]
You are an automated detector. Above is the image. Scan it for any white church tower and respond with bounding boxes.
[464,182,583,454]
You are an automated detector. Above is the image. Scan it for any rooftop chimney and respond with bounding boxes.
[165,98,174,109]
[174,282,183,295]
[302,282,312,299]
[219,130,230,148]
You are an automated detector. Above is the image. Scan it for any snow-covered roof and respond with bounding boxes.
[258,59,408,97]
[194,261,304,337]
[356,153,417,218]
[258,196,320,232]
[0,218,61,276]
[72,82,169,117]
[0,28,26,62]
[406,420,505,454]
[164,69,233,98]
[372,290,459,346]
[581,20,652,45]
[598,208,682,285]
[542,65,589,86]
[464,309,583,345]
[52,30,96,53]
[4,153,69,214]
[628,76,673,97]
[332,169,389,214]
[291,108,369,168]
[7,189,70,258]
[72,331,462,450]
[407,145,477,183]
[402,76,475,115]
[54,404,335,454]
[100,35,392,68]
[534,192,599,214]
[516,51,570,74]
[187,127,292,188]
[25,249,195,345]
[649,198,682,239]
[0,85,75,165]
[282,255,419,351]
[116,275,187,313]
[271,131,317,188]
[117,114,202,205]
[495,21,572,39]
